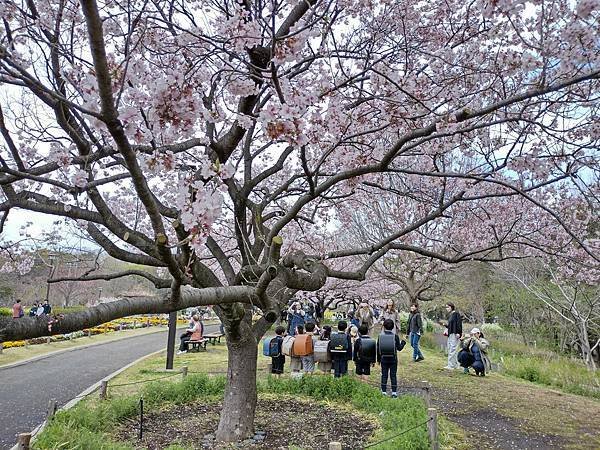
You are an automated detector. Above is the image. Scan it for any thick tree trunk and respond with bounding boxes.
[215,333,258,441]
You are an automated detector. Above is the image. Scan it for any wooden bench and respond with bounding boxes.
[203,333,224,346]
[188,339,208,352]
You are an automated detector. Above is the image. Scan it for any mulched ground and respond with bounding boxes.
[116,397,377,449]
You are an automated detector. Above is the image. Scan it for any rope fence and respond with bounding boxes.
[19,363,439,450]
[362,417,433,449]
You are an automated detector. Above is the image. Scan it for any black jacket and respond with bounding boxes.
[377,331,405,363]
[447,311,462,335]
[407,312,423,335]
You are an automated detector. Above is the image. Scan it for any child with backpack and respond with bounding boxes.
[316,325,333,373]
[297,322,317,373]
[353,324,376,381]
[377,319,406,398]
[330,320,352,378]
[268,326,286,377]
[290,324,304,373]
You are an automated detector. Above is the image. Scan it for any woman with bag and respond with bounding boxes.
[406,302,424,362]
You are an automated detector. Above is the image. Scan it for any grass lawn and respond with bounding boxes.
[0,326,168,368]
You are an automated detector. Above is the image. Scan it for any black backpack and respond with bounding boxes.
[379,333,396,357]
[358,337,376,363]
[330,332,349,353]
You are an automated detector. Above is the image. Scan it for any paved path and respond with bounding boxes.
[0,325,217,449]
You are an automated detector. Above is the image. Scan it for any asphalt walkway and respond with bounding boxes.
[0,325,217,449]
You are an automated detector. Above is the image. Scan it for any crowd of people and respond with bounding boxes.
[11,299,52,318]
[265,299,492,395]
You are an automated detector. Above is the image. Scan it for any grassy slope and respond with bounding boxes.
[401,336,600,449]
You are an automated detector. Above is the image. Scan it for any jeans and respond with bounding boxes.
[410,332,423,360]
[380,359,397,393]
[447,334,459,368]
[332,358,348,378]
[179,333,191,351]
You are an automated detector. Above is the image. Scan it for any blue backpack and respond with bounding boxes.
[263,337,280,357]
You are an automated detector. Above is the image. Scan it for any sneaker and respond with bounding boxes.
[415,356,425,362]
[463,368,469,374]
[176,350,186,355]
[381,391,388,396]
[442,366,454,370]
[391,392,398,398]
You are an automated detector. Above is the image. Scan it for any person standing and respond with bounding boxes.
[330,321,352,377]
[443,302,462,370]
[356,302,375,335]
[353,324,376,381]
[287,302,306,336]
[380,300,401,334]
[317,325,333,374]
[42,300,52,315]
[12,299,24,319]
[301,322,318,374]
[377,319,406,397]
[406,302,424,362]
[270,326,286,377]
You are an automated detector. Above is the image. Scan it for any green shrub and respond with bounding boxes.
[0,307,11,316]
[480,323,503,333]
[516,366,542,383]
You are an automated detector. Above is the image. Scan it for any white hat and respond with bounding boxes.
[470,327,481,334]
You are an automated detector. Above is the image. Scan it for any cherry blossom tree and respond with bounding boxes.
[0,0,599,441]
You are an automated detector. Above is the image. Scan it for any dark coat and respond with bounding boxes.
[407,312,423,335]
[447,311,462,335]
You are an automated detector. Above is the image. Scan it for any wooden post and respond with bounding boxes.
[99,380,108,400]
[421,381,431,408]
[427,408,439,450]
[87,329,92,338]
[181,366,188,380]
[0,342,3,354]
[46,399,57,421]
[16,433,31,450]
[328,442,342,450]
[119,324,123,332]
[133,320,137,329]
[46,336,51,344]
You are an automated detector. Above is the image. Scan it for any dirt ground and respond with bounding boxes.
[116,397,377,449]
